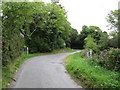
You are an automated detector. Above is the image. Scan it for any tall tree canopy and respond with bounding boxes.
[98,31,109,50]
[2,2,72,66]
[106,10,120,48]
[78,25,103,49]
[69,28,79,49]
[26,2,72,53]
[106,10,119,31]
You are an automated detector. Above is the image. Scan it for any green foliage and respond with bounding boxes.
[80,49,88,58]
[103,48,120,72]
[78,25,103,49]
[106,10,118,31]
[2,2,26,66]
[51,48,76,54]
[106,10,120,48]
[24,2,71,53]
[2,2,38,66]
[69,28,79,49]
[2,2,72,66]
[109,31,119,48]
[89,48,120,72]
[98,31,109,50]
[84,35,97,51]
[66,53,120,88]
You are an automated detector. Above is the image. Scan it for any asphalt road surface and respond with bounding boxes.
[10,51,82,88]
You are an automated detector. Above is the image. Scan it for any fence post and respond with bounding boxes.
[86,49,89,58]
[26,47,29,54]
[90,49,93,57]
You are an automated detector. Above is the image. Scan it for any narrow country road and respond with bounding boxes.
[10,51,82,88]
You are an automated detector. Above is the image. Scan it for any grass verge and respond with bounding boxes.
[52,48,76,53]
[66,53,120,88]
[2,48,76,88]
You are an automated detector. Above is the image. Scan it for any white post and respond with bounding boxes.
[100,51,103,56]
[90,49,93,57]
[27,47,29,54]
[86,49,89,58]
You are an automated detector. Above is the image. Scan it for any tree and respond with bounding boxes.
[106,10,118,31]
[69,28,79,48]
[2,2,35,66]
[84,35,97,51]
[26,2,72,53]
[106,10,120,48]
[78,25,102,49]
[108,31,118,48]
[98,31,109,50]
[2,2,72,65]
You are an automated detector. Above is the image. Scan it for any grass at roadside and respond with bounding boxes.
[2,48,76,88]
[52,48,76,54]
[66,53,120,88]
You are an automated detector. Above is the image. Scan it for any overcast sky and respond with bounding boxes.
[31,0,119,33]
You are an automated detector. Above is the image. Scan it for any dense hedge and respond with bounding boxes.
[2,2,25,66]
[81,48,120,72]
[95,48,120,72]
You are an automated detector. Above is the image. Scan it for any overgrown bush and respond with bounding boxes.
[80,49,87,58]
[88,48,120,72]
[103,48,120,72]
